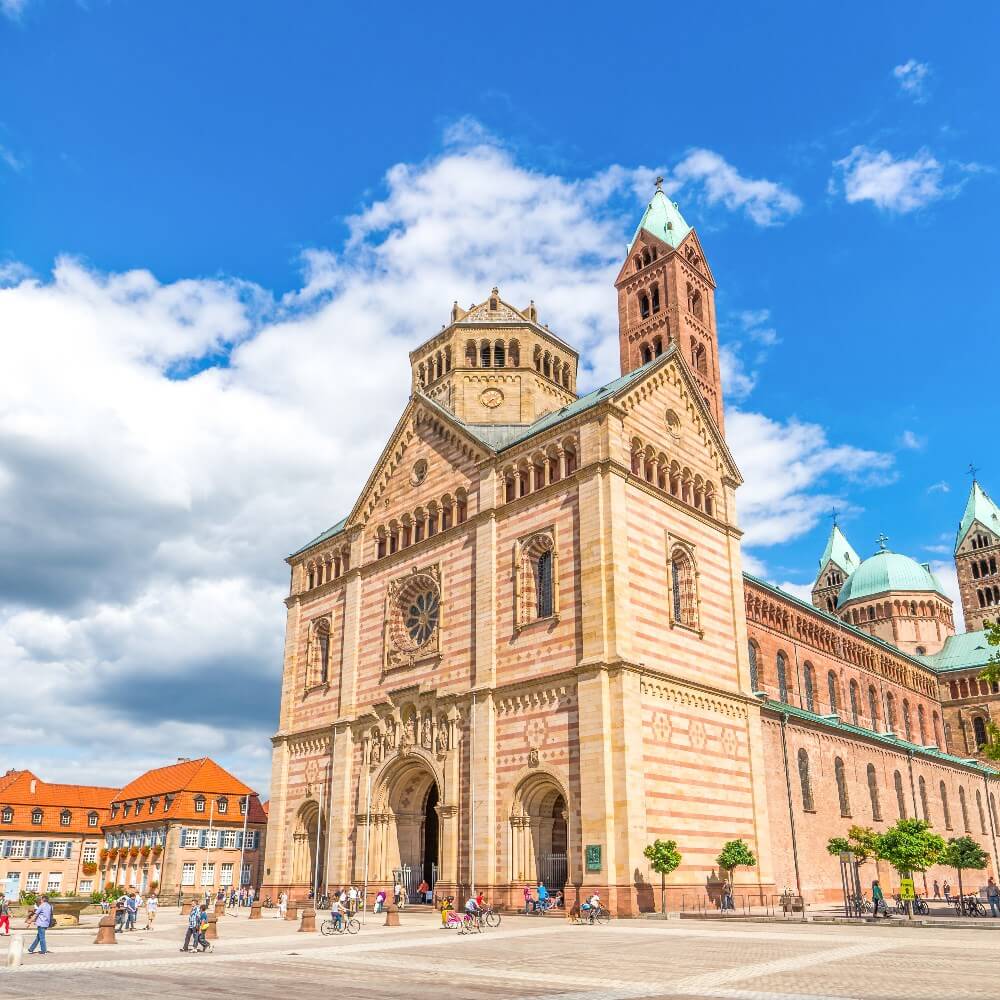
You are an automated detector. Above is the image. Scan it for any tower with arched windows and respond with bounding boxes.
[614,182,725,429]
[954,478,1000,632]
[810,522,860,613]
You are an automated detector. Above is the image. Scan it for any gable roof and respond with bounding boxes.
[0,771,118,834]
[956,480,1000,553]
[816,524,860,580]
[114,758,252,802]
[915,629,997,674]
[629,188,692,251]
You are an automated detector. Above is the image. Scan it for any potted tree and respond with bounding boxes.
[643,839,682,915]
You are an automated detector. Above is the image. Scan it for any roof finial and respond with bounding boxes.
[969,462,979,483]
[654,175,664,192]
[876,532,889,552]
[830,506,840,528]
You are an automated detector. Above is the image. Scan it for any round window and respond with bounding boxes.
[410,459,428,485]
[665,409,681,439]
[390,572,442,656]
[404,590,439,646]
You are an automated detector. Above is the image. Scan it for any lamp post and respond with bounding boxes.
[236,793,252,911]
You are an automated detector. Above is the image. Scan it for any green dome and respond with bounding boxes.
[836,549,948,608]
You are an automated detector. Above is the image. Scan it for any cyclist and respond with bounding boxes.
[464,894,480,928]
[581,891,601,923]
[330,895,346,932]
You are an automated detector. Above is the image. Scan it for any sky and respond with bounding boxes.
[1,1,997,796]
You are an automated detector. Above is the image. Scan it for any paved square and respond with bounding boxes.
[1,909,997,999]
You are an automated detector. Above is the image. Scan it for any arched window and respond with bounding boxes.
[894,770,907,819]
[651,285,661,313]
[465,340,477,367]
[60,809,71,827]
[932,711,943,748]
[535,550,553,619]
[867,764,882,821]
[798,748,814,811]
[827,671,839,716]
[493,341,505,368]
[976,790,987,834]
[194,796,206,814]
[918,776,929,822]
[885,692,897,733]
[940,781,952,830]
[777,652,789,703]
[849,681,860,726]
[314,618,331,685]
[868,686,880,731]
[973,716,988,748]
[31,808,42,825]
[639,293,650,319]
[748,641,759,692]
[835,757,851,817]
[902,700,912,741]
[641,344,653,364]
[803,664,816,713]
[480,342,492,368]
[959,786,970,832]
[917,705,927,746]
[517,533,557,627]
[670,548,697,629]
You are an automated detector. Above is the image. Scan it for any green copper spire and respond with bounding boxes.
[817,522,860,580]
[955,479,1000,553]
[628,180,692,251]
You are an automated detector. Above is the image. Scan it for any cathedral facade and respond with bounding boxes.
[263,187,1000,911]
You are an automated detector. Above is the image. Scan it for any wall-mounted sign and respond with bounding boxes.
[585,844,602,872]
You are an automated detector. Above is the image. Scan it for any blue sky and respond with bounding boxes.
[1,1,996,792]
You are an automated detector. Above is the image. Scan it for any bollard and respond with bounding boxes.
[249,901,262,920]
[284,905,299,922]
[6,935,23,968]
[94,912,118,945]
[384,900,400,927]
[205,911,219,941]
[299,907,316,933]
[213,900,225,918]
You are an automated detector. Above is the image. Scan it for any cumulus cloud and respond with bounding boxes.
[927,481,950,494]
[928,559,965,632]
[893,59,931,102]
[832,146,954,213]
[0,129,865,792]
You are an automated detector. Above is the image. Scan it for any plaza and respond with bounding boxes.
[1,906,997,999]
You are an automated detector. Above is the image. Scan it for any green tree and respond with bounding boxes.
[716,839,757,885]
[826,825,878,864]
[643,838,682,915]
[977,620,1000,760]
[941,835,989,908]
[874,818,946,919]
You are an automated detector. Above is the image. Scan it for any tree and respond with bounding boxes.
[716,840,757,881]
[643,839,682,915]
[826,825,878,864]
[977,620,1000,760]
[941,836,989,908]
[874,818,946,919]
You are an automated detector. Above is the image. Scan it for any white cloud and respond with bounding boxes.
[0,127,870,793]
[833,146,952,213]
[719,345,757,401]
[900,430,925,450]
[0,144,24,172]
[774,580,815,603]
[927,481,950,494]
[928,559,965,632]
[893,59,931,102]
[0,0,27,20]
[671,149,802,226]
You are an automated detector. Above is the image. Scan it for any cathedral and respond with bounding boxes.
[262,185,1000,911]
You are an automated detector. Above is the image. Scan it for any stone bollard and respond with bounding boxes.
[249,901,262,920]
[205,911,219,941]
[384,900,400,927]
[299,907,316,932]
[214,900,225,918]
[7,935,24,968]
[94,912,118,945]
[284,904,299,922]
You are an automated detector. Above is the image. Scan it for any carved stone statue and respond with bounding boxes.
[422,710,433,749]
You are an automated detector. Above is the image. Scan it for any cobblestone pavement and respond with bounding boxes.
[0,908,997,999]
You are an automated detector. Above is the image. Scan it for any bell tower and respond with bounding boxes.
[615,181,724,429]
[954,473,1000,631]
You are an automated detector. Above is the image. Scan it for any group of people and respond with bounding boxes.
[522,881,562,913]
[870,877,1000,918]
[111,890,159,932]
[439,891,487,927]
[212,886,256,909]
[180,903,212,952]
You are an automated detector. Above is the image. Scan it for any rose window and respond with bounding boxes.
[404,590,439,646]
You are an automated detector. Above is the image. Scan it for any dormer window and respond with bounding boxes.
[164,794,174,812]
[135,799,145,815]
[149,797,159,814]
[1,807,12,823]
[88,811,98,827]
[240,797,248,815]
[194,795,206,813]
[31,808,43,825]
[111,804,119,818]
[122,802,131,817]
[217,797,228,814]
[60,810,71,826]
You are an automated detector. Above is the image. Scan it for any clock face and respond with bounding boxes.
[480,388,504,409]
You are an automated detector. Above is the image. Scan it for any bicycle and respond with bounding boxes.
[320,915,361,935]
[955,894,986,917]
[913,897,930,915]
[581,903,609,925]
[477,903,501,927]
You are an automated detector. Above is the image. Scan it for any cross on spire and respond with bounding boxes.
[829,507,840,527]
[654,175,664,191]
[968,462,979,483]
[876,533,889,552]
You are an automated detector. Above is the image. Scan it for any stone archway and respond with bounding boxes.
[365,754,441,901]
[291,799,325,889]
[509,772,569,890]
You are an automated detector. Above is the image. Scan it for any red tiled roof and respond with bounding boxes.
[0,771,117,835]
[114,758,253,801]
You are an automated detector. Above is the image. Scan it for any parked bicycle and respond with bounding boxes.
[320,915,361,935]
[954,894,986,917]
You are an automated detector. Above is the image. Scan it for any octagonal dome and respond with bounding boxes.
[836,549,949,608]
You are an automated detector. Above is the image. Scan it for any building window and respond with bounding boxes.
[867,686,879,732]
[60,810,71,827]
[977,790,988,834]
[516,532,558,627]
[835,757,851,817]
[31,809,42,825]
[973,716,988,748]
[83,844,97,864]
[803,664,816,713]
[182,863,196,886]
[1,808,11,823]
[849,681,860,726]
[80,880,93,894]
[241,862,252,886]
[217,798,228,815]
[797,748,815,812]
[867,764,882,821]
[917,706,927,746]
[940,781,952,830]
[918,776,929,822]
[240,797,248,815]
[222,829,238,849]
[26,872,41,892]
[8,840,26,859]
[885,693,897,734]
[194,796,206,814]
[669,546,698,629]
[902,700,912,741]
[748,642,759,692]
[959,786,970,832]
[183,829,199,848]
[777,652,789,704]
[827,672,839,716]
[894,771,907,819]
[220,863,234,887]
[88,812,98,827]
[201,863,215,886]
[46,873,62,893]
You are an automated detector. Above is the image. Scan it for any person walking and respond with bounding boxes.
[721,879,734,911]
[26,894,53,955]
[943,879,952,901]
[871,880,887,919]
[125,891,138,931]
[277,891,288,919]
[417,879,429,904]
[181,903,205,951]
[987,877,1000,918]
[144,891,158,930]
[523,886,535,914]
[114,893,128,932]
[933,879,941,899]
[0,893,10,935]
[247,886,255,908]
[374,889,386,914]
[348,885,359,914]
